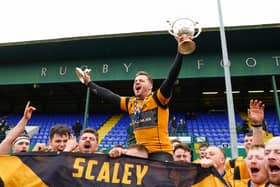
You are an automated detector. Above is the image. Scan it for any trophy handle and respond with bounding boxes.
[192,22,202,39]
[166,20,177,37]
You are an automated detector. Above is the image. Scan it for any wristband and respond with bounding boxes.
[253,126,263,130]
[252,124,262,128]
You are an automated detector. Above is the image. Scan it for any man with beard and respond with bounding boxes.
[81,35,188,162]
[264,137,280,187]
[78,128,99,154]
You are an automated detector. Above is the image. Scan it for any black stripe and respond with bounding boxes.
[0,177,4,187]
[152,92,168,109]
[193,165,229,186]
[233,166,241,180]
[229,158,236,168]
[125,97,130,111]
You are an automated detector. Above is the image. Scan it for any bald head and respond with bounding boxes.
[266,136,280,146]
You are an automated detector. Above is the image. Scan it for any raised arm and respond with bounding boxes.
[83,72,121,105]
[248,99,265,145]
[160,36,187,99]
[0,101,36,154]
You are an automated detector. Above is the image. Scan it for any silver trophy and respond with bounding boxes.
[75,67,91,83]
[167,18,201,54]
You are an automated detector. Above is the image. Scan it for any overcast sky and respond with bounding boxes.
[0,0,279,44]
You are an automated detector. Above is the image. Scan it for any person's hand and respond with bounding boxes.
[108,147,127,158]
[200,158,216,168]
[84,70,91,86]
[23,101,36,121]
[248,99,265,125]
[32,143,48,152]
[64,135,78,152]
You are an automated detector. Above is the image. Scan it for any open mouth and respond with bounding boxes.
[269,165,280,173]
[84,144,91,149]
[135,86,141,91]
[250,167,260,174]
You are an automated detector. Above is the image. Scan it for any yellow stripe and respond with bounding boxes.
[192,174,227,187]
[0,155,48,187]
[98,114,123,144]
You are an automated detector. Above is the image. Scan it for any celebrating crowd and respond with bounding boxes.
[0,34,279,187]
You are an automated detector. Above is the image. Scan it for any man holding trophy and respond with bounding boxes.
[76,18,201,162]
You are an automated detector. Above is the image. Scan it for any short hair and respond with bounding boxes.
[128,144,149,154]
[249,144,265,150]
[173,143,191,153]
[199,143,209,149]
[80,128,99,142]
[135,71,153,85]
[245,131,253,137]
[50,124,71,140]
[171,139,182,144]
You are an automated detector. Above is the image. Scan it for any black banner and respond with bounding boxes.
[0,152,227,187]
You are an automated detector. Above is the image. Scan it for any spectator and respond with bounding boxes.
[170,116,177,136]
[81,35,189,162]
[72,120,82,138]
[177,118,186,135]
[0,119,9,143]
[236,123,243,134]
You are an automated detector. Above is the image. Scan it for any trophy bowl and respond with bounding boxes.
[75,67,91,84]
[167,18,201,54]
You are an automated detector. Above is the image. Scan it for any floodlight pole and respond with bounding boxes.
[83,87,90,129]
[217,0,238,158]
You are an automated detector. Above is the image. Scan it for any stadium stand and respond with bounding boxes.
[4,111,280,148]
